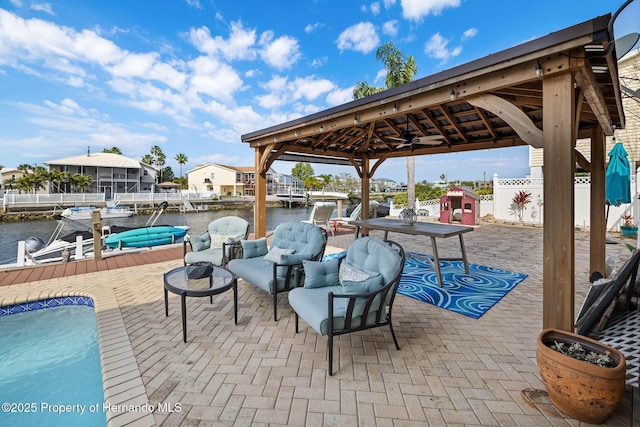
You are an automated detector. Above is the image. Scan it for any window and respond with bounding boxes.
[143,170,148,176]
[210,172,215,180]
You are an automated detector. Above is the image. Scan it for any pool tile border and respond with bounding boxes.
[0,296,95,315]
[0,286,155,427]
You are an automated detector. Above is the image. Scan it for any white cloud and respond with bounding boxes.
[400,0,460,21]
[13,99,166,157]
[310,56,327,68]
[462,27,478,40]
[336,22,379,54]
[186,0,201,9]
[383,0,396,8]
[382,20,399,37]
[256,75,336,109]
[305,23,321,34]
[188,21,257,61]
[188,56,243,102]
[370,2,381,15]
[31,3,54,15]
[425,32,461,63]
[258,31,301,70]
[326,87,354,106]
[374,68,387,84]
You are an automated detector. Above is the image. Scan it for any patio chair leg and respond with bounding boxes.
[273,292,278,321]
[328,333,334,376]
[295,313,299,333]
[389,320,400,350]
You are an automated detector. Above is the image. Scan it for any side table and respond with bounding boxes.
[164,265,237,342]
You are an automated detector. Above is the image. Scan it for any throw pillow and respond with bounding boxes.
[339,261,370,283]
[335,273,384,318]
[241,237,268,259]
[210,233,236,249]
[190,232,210,252]
[264,247,295,264]
[302,258,340,289]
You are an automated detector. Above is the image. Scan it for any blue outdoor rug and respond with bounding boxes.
[324,251,527,319]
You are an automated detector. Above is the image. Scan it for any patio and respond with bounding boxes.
[0,223,636,426]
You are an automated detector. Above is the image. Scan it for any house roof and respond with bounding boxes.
[46,152,143,169]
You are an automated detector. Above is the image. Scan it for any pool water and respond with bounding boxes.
[0,304,106,426]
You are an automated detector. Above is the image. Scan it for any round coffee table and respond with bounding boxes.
[164,265,237,342]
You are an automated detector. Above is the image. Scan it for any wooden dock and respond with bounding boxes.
[0,245,183,287]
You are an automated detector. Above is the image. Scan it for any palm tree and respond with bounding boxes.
[46,169,65,193]
[141,154,154,165]
[150,145,166,183]
[102,146,122,154]
[17,163,32,175]
[68,173,93,193]
[174,153,188,179]
[353,41,418,209]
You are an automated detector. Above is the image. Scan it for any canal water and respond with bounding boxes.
[0,206,313,265]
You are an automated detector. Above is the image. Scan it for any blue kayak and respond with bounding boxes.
[104,226,188,249]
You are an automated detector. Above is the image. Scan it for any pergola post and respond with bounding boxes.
[590,126,606,278]
[542,71,576,331]
[361,157,370,220]
[254,146,267,238]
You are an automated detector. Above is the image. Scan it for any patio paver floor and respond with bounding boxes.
[0,223,636,426]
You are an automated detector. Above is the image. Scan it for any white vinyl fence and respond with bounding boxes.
[3,190,219,207]
[387,173,637,231]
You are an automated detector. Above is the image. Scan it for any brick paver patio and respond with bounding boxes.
[0,223,636,426]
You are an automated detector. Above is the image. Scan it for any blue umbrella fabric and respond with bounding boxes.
[606,142,631,207]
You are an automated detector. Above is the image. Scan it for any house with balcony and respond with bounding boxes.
[187,164,303,197]
[1,167,31,190]
[46,152,156,197]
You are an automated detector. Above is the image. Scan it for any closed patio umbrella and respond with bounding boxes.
[605,141,631,223]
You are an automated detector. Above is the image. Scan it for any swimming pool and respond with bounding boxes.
[0,298,106,426]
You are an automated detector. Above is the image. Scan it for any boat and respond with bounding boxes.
[19,202,186,264]
[23,222,131,264]
[104,226,188,249]
[274,185,308,205]
[61,205,133,220]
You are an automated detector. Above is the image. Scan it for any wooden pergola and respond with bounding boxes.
[242,14,625,331]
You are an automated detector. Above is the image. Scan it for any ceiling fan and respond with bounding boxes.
[388,115,445,149]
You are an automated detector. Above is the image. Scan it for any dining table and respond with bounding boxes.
[349,218,474,288]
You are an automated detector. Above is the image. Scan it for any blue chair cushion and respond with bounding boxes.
[302,258,340,289]
[227,257,288,293]
[337,273,383,317]
[190,232,210,252]
[289,285,346,335]
[264,247,295,263]
[241,238,268,258]
[184,247,223,265]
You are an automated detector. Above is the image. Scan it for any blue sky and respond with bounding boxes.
[0,0,638,184]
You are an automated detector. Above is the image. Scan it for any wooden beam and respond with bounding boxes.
[258,143,278,173]
[254,146,267,238]
[575,149,591,172]
[361,157,370,235]
[571,55,614,135]
[590,126,606,279]
[466,94,543,148]
[604,40,625,130]
[370,154,390,177]
[542,71,575,331]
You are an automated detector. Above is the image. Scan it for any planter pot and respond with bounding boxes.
[620,225,638,236]
[536,328,626,424]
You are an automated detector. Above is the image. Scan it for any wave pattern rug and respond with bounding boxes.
[324,251,527,319]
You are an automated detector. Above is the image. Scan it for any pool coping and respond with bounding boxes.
[0,285,155,426]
